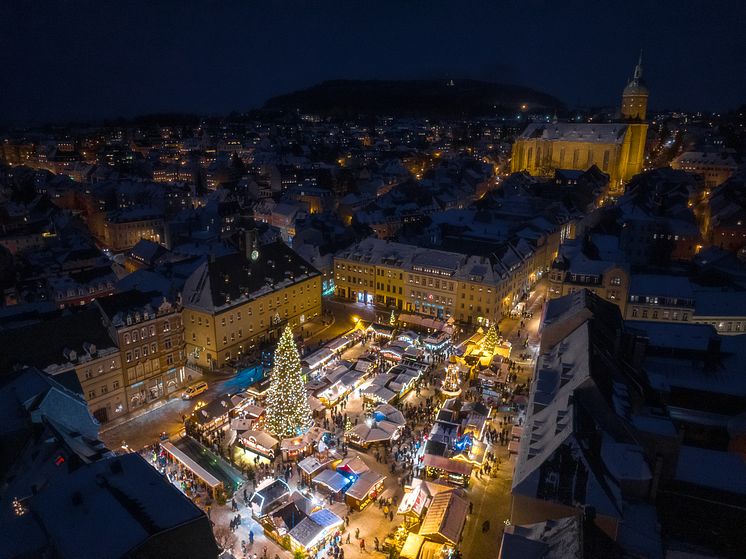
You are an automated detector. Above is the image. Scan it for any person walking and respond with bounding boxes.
[359,539,366,552]
[355,527,360,539]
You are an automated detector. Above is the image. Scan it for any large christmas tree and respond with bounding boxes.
[265,325,313,438]
[482,323,499,354]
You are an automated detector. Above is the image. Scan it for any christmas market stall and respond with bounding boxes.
[235,429,279,460]
[288,509,344,554]
[326,334,354,355]
[424,330,451,353]
[297,455,330,486]
[362,375,398,406]
[279,425,328,461]
[190,395,236,434]
[419,490,469,546]
[366,322,395,340]
[160,440,223,498]
[249,478,292,519]
[344,469,386,511]
[302,347,335,374]
[262,493,314,547]
[311,469,351,502]
[421,454,473,488]
[345,403,406,449]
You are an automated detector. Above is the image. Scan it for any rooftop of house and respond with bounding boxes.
[96,289,173,328]
[20,453,215,559]
[182,240,320,313]
[515,293,644,522]
[629,274,694,299]
[0,307,117,374]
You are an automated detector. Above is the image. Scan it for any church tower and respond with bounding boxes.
[616,52,649,190]
[621,52,648,121]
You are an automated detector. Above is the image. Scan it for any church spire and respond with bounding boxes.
[633,49,643,81]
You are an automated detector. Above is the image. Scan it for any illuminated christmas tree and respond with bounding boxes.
[482,323,499,354]
[389,309,397,326]
[265,325,313,438]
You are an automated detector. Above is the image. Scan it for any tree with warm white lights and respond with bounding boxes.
[482,323,499,354]
[265,325,313,438]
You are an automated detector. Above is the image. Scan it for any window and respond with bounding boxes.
[223,336,227,345]
[166,354,174,365]
[112,381,119,390]
[610,276,621,286]
[124,333,131,344]
[165,339,172,349]
[126,351,132,363]
[101,385,108,395]
[191,332,196,341]
[163,321,170,332]
[134,349,140,359]
[88,390,96,399]
[149,325,155,336]
[151,343,157,354]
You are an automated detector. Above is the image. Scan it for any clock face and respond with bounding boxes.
[250,249,259,261]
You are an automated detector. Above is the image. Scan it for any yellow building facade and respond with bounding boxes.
[334,238,543,325]
[511,56,649,193]
[182,242,322,370]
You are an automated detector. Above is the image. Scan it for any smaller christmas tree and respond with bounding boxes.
[482,323,499,354]
[265,325,313,438]
[389,309,397,326]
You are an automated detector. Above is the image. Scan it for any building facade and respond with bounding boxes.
[334,238,541,325]
[97,290,189,413]
[103,210,164,251]
[182,241,322,370]
[511,56,648,192]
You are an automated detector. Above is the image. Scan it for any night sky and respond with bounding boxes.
[1,0,744,124]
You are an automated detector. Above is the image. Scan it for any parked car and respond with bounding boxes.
[182,381,208,400]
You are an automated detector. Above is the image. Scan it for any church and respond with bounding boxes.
[510,55,649,194]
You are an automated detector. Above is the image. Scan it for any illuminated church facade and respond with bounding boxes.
[511,55,649,193]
